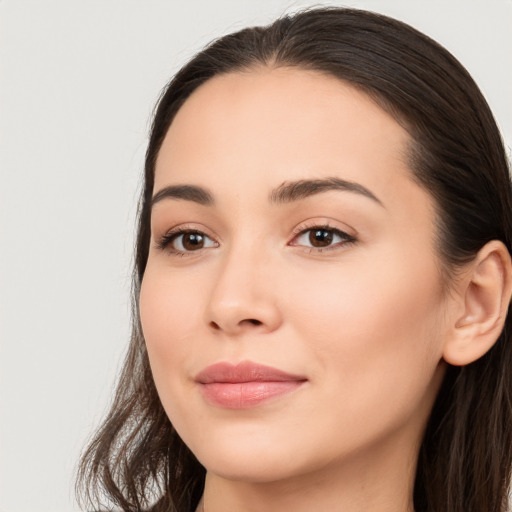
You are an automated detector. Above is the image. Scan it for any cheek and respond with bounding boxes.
[292,255,443,344]
[287,248,446,415]
[139,266,204,395]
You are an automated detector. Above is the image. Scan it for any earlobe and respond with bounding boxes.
[443,241,512,366]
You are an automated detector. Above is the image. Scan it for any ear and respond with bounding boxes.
[443,240,512,366]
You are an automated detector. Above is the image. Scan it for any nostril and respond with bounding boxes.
[208,318,263,332]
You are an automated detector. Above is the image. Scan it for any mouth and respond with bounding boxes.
[194,360,308,409]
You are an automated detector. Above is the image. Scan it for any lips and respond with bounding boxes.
[195,361,307,409]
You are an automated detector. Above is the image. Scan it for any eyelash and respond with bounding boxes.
[289,223,356,253]
[156,225,218,256]
[156,223,356,256]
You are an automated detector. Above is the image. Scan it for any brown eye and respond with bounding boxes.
[291,226,355,251]
[163,230,218,253]
[181,232,205,251]
[309,229,334,247]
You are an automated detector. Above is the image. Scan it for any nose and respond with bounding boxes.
[205,244,282,336]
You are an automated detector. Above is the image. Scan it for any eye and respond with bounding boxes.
[291,226,355,250]
[158,229,218,254]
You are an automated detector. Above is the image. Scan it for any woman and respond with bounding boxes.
[77,7,512,512]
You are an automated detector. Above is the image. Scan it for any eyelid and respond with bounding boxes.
[153,219,356,256]
[155,223,219,255]
[288,220,357,252]
[289,218,356,238]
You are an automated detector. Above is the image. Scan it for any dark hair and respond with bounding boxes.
[76,7,512,512]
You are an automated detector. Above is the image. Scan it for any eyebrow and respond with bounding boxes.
[151,177,383,208]
[151,185,214,207]
[269,177,383,206]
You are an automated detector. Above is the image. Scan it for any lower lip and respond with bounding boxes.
[200,381,305,409]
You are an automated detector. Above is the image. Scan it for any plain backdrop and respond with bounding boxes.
[1,1,511,511]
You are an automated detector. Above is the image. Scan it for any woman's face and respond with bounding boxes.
[140,68,450,483]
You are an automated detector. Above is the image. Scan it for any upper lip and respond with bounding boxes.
[195,360,307,384]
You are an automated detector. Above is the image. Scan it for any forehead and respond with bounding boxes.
[154,67,414,206]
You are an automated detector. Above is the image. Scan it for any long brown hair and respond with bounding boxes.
[76,7,512,512]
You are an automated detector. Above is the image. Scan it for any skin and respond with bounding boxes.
[139,67,462,512]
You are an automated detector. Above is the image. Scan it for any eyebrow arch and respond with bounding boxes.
[269,177,383,207]
[152,185,214,207]
[151,177,383,209]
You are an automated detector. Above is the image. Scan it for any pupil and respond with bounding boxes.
[309,229,333,247]
[183,233,204,250]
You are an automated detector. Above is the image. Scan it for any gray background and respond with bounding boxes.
[1,1,511,511]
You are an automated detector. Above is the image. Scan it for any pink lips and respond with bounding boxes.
[195,361,307,409]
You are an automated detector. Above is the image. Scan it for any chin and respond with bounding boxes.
[182,421,312,483]
[199,447,303,483]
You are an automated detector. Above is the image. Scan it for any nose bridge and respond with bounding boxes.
[205,233,281,334]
